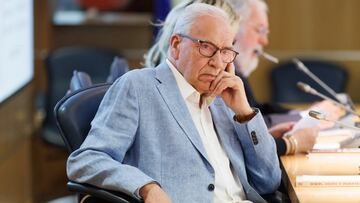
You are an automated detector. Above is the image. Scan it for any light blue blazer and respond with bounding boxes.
[67,62,281,203]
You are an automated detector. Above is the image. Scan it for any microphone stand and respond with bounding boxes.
[292,58,346,105]
[297,82,360,118]
[309,110,360,131]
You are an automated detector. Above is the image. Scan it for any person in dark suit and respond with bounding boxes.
[231,0,320,155]
[232,0,293,120]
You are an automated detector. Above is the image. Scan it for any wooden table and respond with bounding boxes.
[280,104,360,202]
[281,152,360,203]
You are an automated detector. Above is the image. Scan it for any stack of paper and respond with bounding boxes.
[313,129,359,150]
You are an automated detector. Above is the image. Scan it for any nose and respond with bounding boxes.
[208,50,225,71]
[259,34,269,46]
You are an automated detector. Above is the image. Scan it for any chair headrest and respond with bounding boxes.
[106,57,129,83]
[69,70,93,93]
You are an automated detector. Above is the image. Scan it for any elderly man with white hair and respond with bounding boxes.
[67,3,281,203]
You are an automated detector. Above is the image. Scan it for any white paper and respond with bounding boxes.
[284,114,320,136]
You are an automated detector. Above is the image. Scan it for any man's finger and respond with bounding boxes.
[225,62,235,75]
[210,71,224,91]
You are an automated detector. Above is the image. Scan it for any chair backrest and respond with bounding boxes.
[54,84,111,152]
[271,59,348,103]
[43,47,118,146]
[54,83,142,203]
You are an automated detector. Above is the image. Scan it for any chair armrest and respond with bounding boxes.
[67,181,143,203]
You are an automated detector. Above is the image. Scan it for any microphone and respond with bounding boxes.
[255,49,279,64]
[297,82,360,117]
[309,110,360,131]
[292,58,345,104]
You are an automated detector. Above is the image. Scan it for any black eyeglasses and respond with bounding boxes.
[177,33,239,63]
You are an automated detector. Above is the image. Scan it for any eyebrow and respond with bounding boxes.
[223,46,234,50]
[201,38,234,50]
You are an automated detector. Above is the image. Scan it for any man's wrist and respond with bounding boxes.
[139,182,160,200]
[233,108,258,123]
[233,104,253,116]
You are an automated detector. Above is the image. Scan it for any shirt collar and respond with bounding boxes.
[166,59,214,107]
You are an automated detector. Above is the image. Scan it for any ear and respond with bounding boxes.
[169,34,181,60]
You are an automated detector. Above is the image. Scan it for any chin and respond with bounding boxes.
[197,86,211,94]
[198,88,209,94]
[195,81,209,90]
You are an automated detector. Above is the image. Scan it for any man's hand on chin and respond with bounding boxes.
[208,63,253,116]
[140,183,172,203]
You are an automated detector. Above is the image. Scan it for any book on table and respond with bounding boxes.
[296,175,360,187]
[312,129,360,150]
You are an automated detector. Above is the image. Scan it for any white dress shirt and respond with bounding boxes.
[167,59,252,203]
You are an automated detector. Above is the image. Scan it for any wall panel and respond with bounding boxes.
[250,0,360,102]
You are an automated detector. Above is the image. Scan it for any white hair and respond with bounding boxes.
[173,3,230,35]
[143,0,242,68]
[228,0,268,27]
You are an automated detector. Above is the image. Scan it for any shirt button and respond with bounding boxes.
[208,184,215,191]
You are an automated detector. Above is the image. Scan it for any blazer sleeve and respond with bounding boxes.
[232,109,281,194]
[67,73,155,198]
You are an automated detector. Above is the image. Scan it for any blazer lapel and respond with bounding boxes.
[210,99,248,183]
[155,63,210,162]
[209,99,239,151]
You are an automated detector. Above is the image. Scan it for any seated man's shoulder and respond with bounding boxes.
[115,67,156,85]
[126,67,155,79]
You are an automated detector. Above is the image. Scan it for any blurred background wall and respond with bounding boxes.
[250,0,360,102]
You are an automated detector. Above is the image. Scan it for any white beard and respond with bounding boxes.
[235,51,259,77]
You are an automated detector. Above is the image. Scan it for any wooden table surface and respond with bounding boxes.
[280,103,360,202]
[281,152,360,203]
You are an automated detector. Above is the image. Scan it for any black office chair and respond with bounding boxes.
[271,59,348,103]
[54,83,142,203]
[42,47,120,147]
